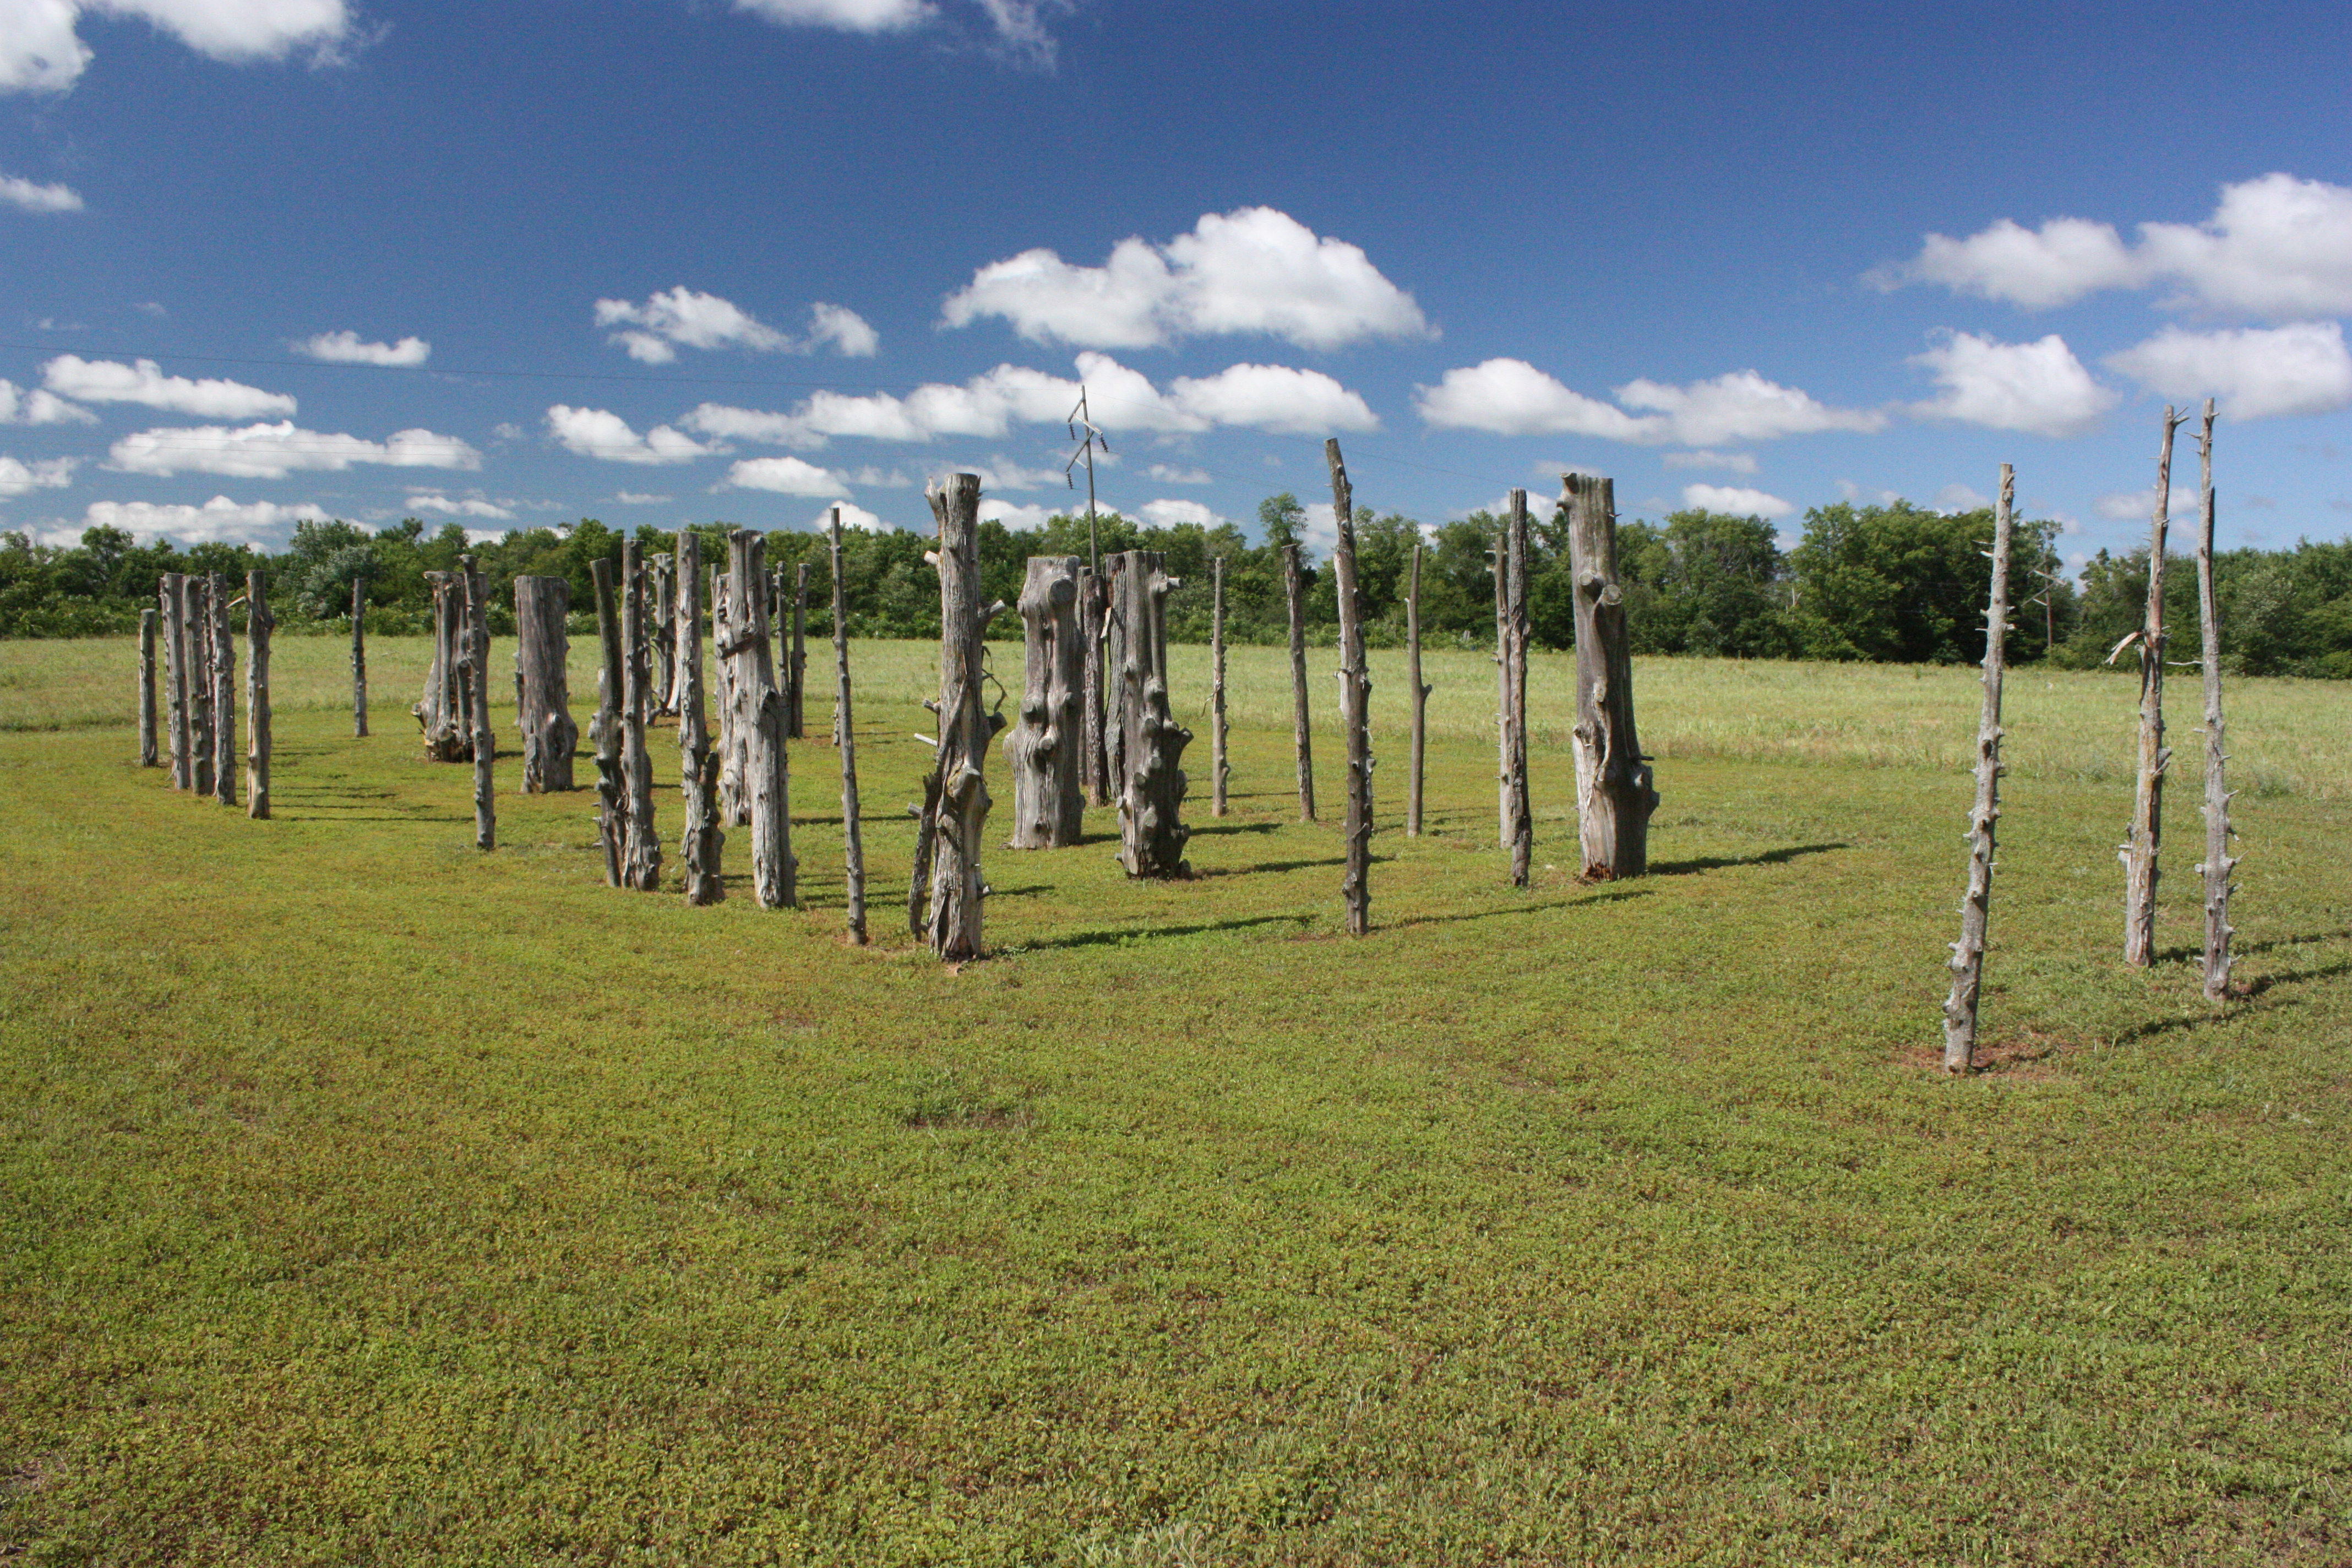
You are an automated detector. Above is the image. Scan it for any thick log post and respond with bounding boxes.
[350,576,368,737]
[1115,548,1191,878]
[460,557,494,850]
[590,557,625,887]
[1565,472,1657,879]
[2193,400,2237,1001]
[1080,567,1110,808]
[1211,556,1229,818]
[187,574,213,797]
[1943,464,2016,1072]
[2124,408,2184,966]
[138,607,158,767]
[830,507,867,943]
[676,533,725,905]
[245,570,273,819]
[726,531,794,909]
[652,553,677,718]
[161,575,189,787]
[619,540,661,889]
[209,574,236,808]
[1327,441,1373,934]
[1005,554,1085,849]
[924,473,1000,959]
[788,562,809,741]
[513,576,577,793]
[1504,491,1532,887]
[1282,541,1316,822]
[1406,544,1428,836]
[1102,555,1129,797]
[414,570,469,761]
[713,570,748,827]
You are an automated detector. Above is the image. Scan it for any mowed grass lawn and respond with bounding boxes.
[2,635,2348,1565]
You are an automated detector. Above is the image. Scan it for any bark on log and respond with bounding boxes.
[162,575,189,788]
[1211,557,1230,819]
[726,531,793,908]
[187,574,213,797]
[513,576,577,794]
[414,570,471,761]
[1942,464,2015,1072]
[2193,400,2237,1001]
[619,541,661,889]
[652,553,677,718]
[788,562,809,741]
[1494,516,1512,849]
[1503,491,1532,887]
[1406,545,1428,836]
[590,557,625,888]
[924,473,1000,958]
[1283,541,1316,823]
[675,532,725,906]
[1102,554,1128,799]
[245,570,273,819]
[1005,554,1086,850]
[830,508,867,943]
[1327,442,1373,935]
[139,607,158,767]
[1114,548,1192,878]
[713,570,749,827]
[350,576,368,738]
[1565,473,1657,879]
[460,557,494,850]
[209,574,236,808]
[2124,409,2184,967]
[1080,567,1111,808]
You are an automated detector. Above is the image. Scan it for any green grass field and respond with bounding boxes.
[2,636,2347,1565]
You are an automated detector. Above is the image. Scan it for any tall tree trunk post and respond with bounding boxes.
[1005,554,1086,850]
[924,474,1000,959]
[829,508,867,942]
[788,562,809,741]
[245,570,273,818]
[676,532,725,906]
[2194,400,2236,1001]
[1080,567,1110,808]
[1565,472,1657,878]
[138,607,158,767]
[209,574,236,808]
[727,531,794,908]
[619,540,662,889]
[1282,541,1315,823]
[350,576,368,737]
[652,553,677,718]
[1101,555,1129,798]
[1494,514,1512,848]
[460,557,494,850]
[590,557,625,888]
[1943,464,2016,1072]
[1407,543,1431,837]
[413,570,467,760]
[713,570,749,827]
[1326,442,1373,934]
[514,576,576,793]
[2124,409,2183,967]
[1115,548,1192,877]
[161,575,189,787]
[1504,491,1533,886]
[187,574,213,797]
[1211,556,1230,818]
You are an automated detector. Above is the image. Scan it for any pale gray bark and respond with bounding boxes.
[1943,464,2015,1072]
[187,574,213,797]
[350,577,368,738]
[830,508,866,943]
[591,557,625,888]
[713,570,748,827]
[244,570,273,819]
[457,557,493,849]
[2124,409,2184,967]
[1114,548,1192,878]
[1211,556,1230,818]
[1283,541,1315,823]
[676,532,725,906]
[1503,491,1532,885]
[652,553,677,718]
[209,574,236,808]
[161,575,189,787]
[1406,544,1428,837]
[1328,440,1373,934]
[619,540,661,889]
[514,576,577,794]
[2193,400,2237,1001]
[789,562,809,741]
[1005,554,1086,849]
[1566,473,1657,879]
[924,473,1001,958]
[1102,554,1128,798]
[139,607,158,767]
[1080,567,1111,808]
[415,570,470,761]
[1494,515,1512,848]
[726,531,794,908]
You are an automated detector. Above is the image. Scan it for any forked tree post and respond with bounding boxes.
[161,575,189,787]
[1327,439,1373,935]
[1211,556,1230,818]
[1503,491,1533,885]
[922,473,1001,959]
[208,574,236,808]
[619,541,662,889]
[1282,541,1316,823]
[244,569,273,819]
[460,557,494,850]
[2193,399,2237,1001]
[350,576,368,738]
[514,576,577,794]
[1406,544,1428,836]
[726,531,793,908]
[1080,565,1111,808]
[187,574,213,798]
[788,562,809,741]
[1004,554,1085,850]
[2124,407,2185,966]
[1943,464,2016,1072]
[1115,548,1192,878]
[590,557,625,888]
[1565,472,1657,878]
[829,507,867,943]
[675,533,725,905]
[138,607,158,767]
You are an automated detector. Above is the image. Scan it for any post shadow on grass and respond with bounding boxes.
[1387,884,1652,931]
[1646,841,1849,878]
[1016,912,1315,951]
[1186,820,1281,839]
[1199,853,1390,879]
[2155,928,2350,966]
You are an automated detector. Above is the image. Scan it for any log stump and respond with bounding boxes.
[1565,472,1656,878]
[1114,548,1191,878]
[415,570,471,761]
[1005,555,1086,850]
[514,575,578,794]
[922,474,999,959]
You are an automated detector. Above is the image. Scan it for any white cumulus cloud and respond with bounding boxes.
[1167,362,1378,435]
[2094,488,2196,524]
[1,172,81,211]
[546,405,720,465]
[1663,450,1757,473]
[0,379,93,424]
[812,499,891,533]
[44,355,295,418]
[405,493,514,520]
[1909,331,2116,437]
[1137,498,1227,530]
[1680,483,1794,518]
[0,454,76,497]
[977,498,1054,529]
[1146,462,1210,484]
[942,206,1431,351]
[727,455,848,496]
[61,495,332,546]
[298,330,430,367]
[1935,483,1991,513]
[109,422,481,479]
[732,0,932,34]
[594,287,875,363]
[2,0,357,94]
[1417,359,1881,444]
[2105,322,2352,421]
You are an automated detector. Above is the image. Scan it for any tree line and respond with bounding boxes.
[8,497,2352,676]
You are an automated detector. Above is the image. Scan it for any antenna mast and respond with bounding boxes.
[1065,388,1108,574]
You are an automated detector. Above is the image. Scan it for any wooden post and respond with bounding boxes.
[788,562,809,741]
[1114,548,1192,878]
[209,574,236,808]
[1326,442,1373,934]
[161,575,189,787]
[1080,567,1110,808]
[1211,556,1229,818]
[245,570,273,819]
[1282,541,1316,823]
[713,570,748,827]
[187,574,213,797]
[726,531,794,908]
[924,473,1000,959]
[514,576,576,793]
[1493,515,1512,848]
[459,557,494,850]
[1943,464,2016,1072]
[138,607,158,767]
[619,540,661,889]
[590,557,625,888]
[676,533,725,905]
[652,553,677,718]
[415,570,469,761]
[1565,472,1657,879]
[1406,544,1427,836]
[1005,554,1086,849]
[350,576,368,738]
[1102,554,1129,798]
[1504,491,1532,886]
[2124,408,2184,967]
[2194,400,2236,1001]
[830,507,867,943]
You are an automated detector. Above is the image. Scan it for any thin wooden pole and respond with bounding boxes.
[1211,556,1229,818]
[188,575,213,798]
[789,561,809,741]
[591,556,625,888]
[209,574,235,808]
[1327,439,1372,935]
[2125,407,2184,967]
[1494,515,1512,848]
[350,576,368,737]
[1283,541,1315,823]
[461,556,493,851]
[138,607,158,767]
[830,508,867,943]
[245,569,273,819]
[1406,543,1426,837]
[2195,399,2236,1001]
[1080,567,1110,808]
[620,539,661,889]
[161,575,189,787]
[1505,491,1532,886]
[677,532,725,905]
[1943,464,2015,1072]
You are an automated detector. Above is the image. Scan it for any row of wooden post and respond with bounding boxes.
[144,569,273,819]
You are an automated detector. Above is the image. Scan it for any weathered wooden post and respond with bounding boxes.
[619,540,661,888]
[1114,548,1192,877]
[713,569,748,827]
[1211,556,1230,818]
[1102,554,1129,795]
[414,570,468,761]
[1494,514,1512,848]
[2193,399,2236,1002]
[590,557,625,888]
[513,576,576,793]
[2124,407,2184,967]
[1326,442,1373,934]
[1565,472,1657,879]
[138,607,158,767]
[1282,541,1316,822]
[1406,543,1428,836]
[187,574,213,797]
[350,577,368,738]
[161,575,189,787]
[1080,566,1111,808]
[788,562,809,741]
[1502,490,1532,887]
[209,574,236,808]
[829,507,867,943]
[459,556,494,850]
[1943,464,2016,1072]
[922,473,999,958]
[675,532,724,905]
[726,530,794,908]
[244,570,273,819]
[651,553,677,718]
[1005,554,1086,850]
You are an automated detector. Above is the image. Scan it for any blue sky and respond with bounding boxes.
[2,0,2348,570]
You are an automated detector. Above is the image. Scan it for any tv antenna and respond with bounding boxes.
[1065,388,1109,574]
